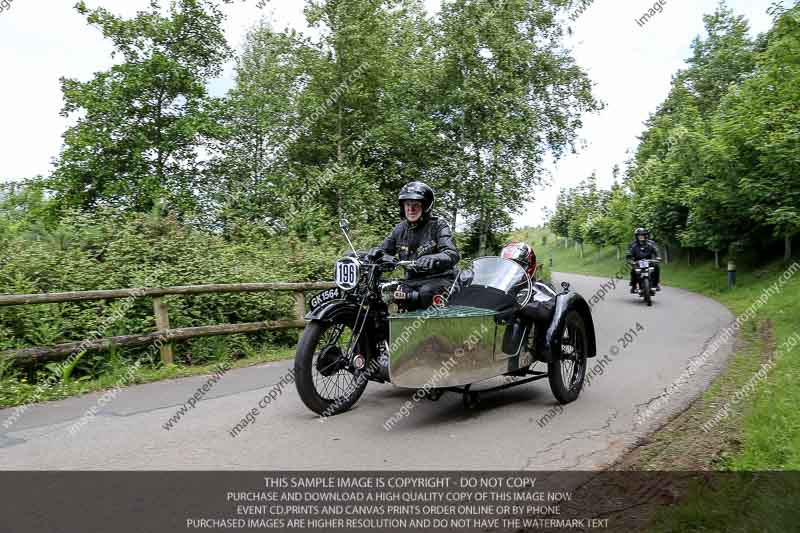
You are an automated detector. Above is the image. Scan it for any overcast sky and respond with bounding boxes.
[0,0,782,227]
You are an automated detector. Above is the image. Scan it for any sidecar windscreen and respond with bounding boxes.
[447,257,529,315]
[468,257,529,292]
[446,285,518,317]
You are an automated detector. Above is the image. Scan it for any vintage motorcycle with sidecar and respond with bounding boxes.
[294,221,597,416]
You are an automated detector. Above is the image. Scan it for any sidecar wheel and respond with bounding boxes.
[423,389,444,402]
[548,310,588,404]
[462,390,480,409]
[295,320,370,417]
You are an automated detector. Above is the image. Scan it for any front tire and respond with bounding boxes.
[642,277,652,306]
[294,319,370,417]
[548,310,589,404]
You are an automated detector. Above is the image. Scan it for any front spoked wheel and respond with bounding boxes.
[295,319,371,417]
[548,310,589,404]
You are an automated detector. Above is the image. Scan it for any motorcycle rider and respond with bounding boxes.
[626,228,661,292]
[369,182,460,382]
[374,181,461,310]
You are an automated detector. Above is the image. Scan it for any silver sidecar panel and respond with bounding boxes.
[388,306,527,388]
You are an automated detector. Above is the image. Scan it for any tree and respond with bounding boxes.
[202,25,316,236]
[51,0,232,215]
[713,4,800,260]
[627,3,758,259]
[594,181,632,259]
[436,0,601,255]
[231,0,439,236]
[550,188,575,244]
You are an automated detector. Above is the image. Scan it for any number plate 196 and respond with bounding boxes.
[334,258,360,291]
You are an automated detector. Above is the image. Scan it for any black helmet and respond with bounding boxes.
[634,227,649,238]
[398,181,435,219]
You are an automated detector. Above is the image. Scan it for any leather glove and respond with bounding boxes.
[416,255,438,271]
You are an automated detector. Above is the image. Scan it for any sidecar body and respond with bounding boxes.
[388,256,592,390]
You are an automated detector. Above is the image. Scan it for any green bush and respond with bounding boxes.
[0,207,367,383]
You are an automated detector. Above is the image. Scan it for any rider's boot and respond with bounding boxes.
[378,353,390,380]
[373,343,390,382]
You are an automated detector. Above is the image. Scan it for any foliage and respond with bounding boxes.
[0,201,361,381]
[549,2,798,262]
[434,0,601,253]
[713,5,800,246]
[51,0,232,214]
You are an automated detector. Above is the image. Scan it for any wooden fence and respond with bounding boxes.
[0,282,335,365]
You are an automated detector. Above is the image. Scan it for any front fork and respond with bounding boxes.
[344,304,390,379]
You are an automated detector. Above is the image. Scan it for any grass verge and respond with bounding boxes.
[0,345,295,410]
[516,228,800,531]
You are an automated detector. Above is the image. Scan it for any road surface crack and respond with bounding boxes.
[522,409,620,470]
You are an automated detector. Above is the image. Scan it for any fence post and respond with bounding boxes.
[152,297,174,365]
[294,291,306,321]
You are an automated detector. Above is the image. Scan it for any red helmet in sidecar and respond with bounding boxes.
[500,241,537,277]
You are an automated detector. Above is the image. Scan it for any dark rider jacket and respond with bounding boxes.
[379,216,460,280]
[627,239,661,261]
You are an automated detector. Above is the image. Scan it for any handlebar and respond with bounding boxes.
[369,256,420,273]
[363,253,430,273]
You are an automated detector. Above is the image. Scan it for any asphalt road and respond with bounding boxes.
[0,272,735,470]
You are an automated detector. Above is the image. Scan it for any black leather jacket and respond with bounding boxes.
[379,216,460,279]
[627,239,661,261]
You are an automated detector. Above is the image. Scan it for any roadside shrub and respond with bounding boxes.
[0,208,356,382]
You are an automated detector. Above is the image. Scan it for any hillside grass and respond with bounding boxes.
[516,228,800,531]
